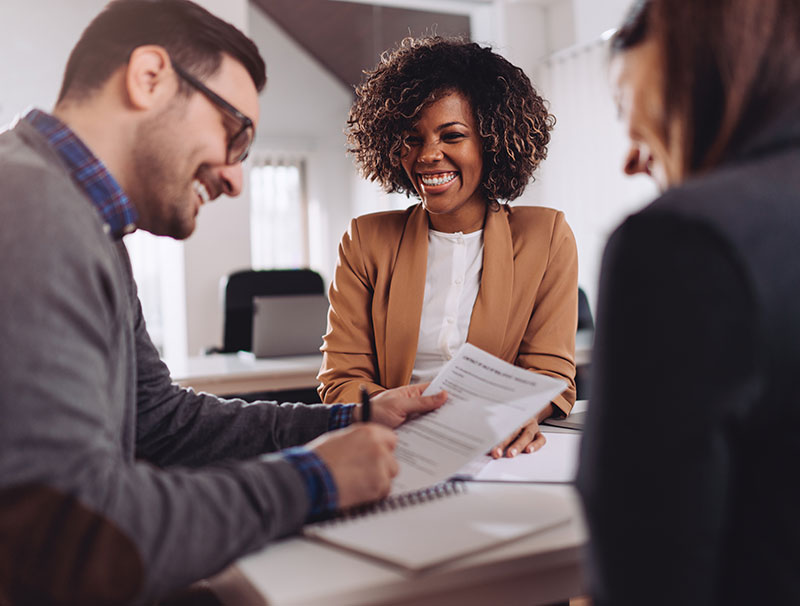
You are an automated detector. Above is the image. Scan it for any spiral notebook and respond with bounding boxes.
[303,483,570,572]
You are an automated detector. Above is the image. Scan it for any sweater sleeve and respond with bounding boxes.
[0,185,332,604]
[130,273,334,467]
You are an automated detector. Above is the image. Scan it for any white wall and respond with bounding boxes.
[492,2,550,82]
[546,0,577,52]
[0,0,106,127]
[247,7,355,267]
[488,0,657,312]
[572,0,633,45]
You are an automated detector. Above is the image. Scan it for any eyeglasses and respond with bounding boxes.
[171,60,255,165]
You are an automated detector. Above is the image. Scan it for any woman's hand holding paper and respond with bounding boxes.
[491,403,554,458]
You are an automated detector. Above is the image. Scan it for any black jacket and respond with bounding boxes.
[577,106,800,605]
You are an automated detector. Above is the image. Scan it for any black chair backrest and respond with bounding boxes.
[575,286,594,401]
[222,269,325,353]
[578,286,594,331]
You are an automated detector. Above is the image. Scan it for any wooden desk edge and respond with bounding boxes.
[225,510,586,606]
[176,372,320,397]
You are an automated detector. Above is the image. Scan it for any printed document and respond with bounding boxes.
[391,343,566,494]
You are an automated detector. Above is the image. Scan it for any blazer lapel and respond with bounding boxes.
[384,205,429,387]
[467,206,514,355]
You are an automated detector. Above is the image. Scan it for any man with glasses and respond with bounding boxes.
[0,1,445,603]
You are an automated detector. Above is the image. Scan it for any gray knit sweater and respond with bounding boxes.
[0,119,334,604]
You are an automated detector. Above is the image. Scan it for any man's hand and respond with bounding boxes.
[361,382,447,428]
[309,424,398,508]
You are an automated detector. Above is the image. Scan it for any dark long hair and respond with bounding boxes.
[612,0,800,175]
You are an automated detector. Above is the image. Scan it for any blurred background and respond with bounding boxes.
[0,0,657,362]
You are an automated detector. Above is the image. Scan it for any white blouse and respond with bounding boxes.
[410,228,484,385]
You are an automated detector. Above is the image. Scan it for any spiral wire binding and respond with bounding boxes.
[310,480,467,527]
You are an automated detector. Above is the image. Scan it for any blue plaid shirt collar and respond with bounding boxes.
[24,109,138,240]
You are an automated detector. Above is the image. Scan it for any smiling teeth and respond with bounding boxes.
[192,179,210,204]
[420,172,457,186]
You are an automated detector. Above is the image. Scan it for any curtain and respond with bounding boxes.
[249,154,310,269]
[521,37,657,310]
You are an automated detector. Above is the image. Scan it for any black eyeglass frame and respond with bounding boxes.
[171,60,255,165]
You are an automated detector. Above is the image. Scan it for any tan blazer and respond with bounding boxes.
[318,203,578,415]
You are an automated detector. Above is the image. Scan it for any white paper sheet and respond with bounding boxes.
[455,431,582,484]
[391,343,566,494]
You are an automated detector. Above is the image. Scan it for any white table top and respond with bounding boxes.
[166,331,590,398]
[167,352,323,396]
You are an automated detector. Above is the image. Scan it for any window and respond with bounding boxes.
[126,230,187,361]
[249,155,309,269]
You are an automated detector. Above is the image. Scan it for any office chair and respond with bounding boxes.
[212,268,326,404]
[576,286,594,400]
[219,268,325,354]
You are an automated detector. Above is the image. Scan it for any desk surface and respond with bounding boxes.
[168,352,323,396]
[217,483,585,606]
[169,331,592,399]
[213,419,586,606]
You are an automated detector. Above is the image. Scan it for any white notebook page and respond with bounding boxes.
[303,484,570,571]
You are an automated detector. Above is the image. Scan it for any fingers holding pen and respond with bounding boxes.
[310,423,398,508]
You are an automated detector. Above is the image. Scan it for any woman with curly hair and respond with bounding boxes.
[318,36,578,457]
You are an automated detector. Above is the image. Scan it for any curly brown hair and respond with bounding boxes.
[347,36,554,203]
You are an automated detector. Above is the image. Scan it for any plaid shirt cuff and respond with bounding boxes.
[328,404,355,430]
[282,447,338,518]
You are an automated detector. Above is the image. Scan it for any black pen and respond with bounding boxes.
[360,386,371,423]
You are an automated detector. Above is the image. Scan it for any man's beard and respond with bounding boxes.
[131,104,197,240]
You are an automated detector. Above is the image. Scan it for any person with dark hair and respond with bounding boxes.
[0,1,446,603]
[318,36,578,457]
[577,0,800,604]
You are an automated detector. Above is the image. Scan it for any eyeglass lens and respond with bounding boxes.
[229,125,254,165]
